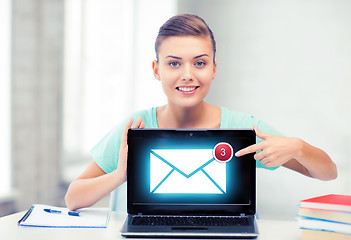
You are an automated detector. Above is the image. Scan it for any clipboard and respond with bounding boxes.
[18,204,111,228]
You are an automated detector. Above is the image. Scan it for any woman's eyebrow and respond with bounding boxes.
[165,54,209,60]
[165,55,182,60]
[194,54,209,59]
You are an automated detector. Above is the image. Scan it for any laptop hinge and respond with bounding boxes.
[137,213,142,215]
[240,213,246,217]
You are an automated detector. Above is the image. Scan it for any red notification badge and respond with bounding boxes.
[213,142,233,163]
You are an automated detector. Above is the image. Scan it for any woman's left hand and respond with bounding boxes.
[235,125,301,168]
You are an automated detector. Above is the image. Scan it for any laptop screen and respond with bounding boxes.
[127,129,256,215]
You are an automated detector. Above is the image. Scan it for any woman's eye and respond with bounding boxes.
[195,61,206,67]
[169,61,180,67]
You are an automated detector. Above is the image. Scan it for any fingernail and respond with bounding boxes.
[235,151,240,157]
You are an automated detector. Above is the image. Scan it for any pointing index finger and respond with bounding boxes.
[235,142,263,157]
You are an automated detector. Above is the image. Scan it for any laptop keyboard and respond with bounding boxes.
[131,215,250,226]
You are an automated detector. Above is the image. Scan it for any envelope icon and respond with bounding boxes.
[150,149,226,194]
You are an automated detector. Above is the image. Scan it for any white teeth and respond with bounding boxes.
[178,87,197,92]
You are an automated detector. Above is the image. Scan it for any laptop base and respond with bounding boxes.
[121,215,258,239]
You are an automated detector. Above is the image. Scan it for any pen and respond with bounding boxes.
[44,208,80,216]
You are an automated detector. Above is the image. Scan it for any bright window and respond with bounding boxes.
[63,0,175,177]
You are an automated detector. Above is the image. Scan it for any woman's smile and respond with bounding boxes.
[176,86,200,95]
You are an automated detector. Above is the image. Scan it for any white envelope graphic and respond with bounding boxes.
[150,149,226,194]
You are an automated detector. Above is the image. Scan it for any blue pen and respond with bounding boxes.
[44,208,80,216]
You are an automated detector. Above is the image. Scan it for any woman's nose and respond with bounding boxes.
[181,64,193,81]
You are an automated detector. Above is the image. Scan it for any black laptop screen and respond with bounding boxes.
[127,129,256,215]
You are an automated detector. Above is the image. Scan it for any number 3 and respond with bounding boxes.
[221,148,226,156]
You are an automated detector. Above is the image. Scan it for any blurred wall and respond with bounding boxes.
[178,0,351,219]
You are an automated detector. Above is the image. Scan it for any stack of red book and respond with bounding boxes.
[297,194,351,240]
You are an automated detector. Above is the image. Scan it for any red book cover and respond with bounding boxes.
[300,194,351,212]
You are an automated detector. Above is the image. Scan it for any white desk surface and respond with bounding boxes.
[0,211,302,240]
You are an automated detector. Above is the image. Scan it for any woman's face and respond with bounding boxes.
[153,36,217,109]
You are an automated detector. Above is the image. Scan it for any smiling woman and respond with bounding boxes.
[64,13,337,212]
[152,36,217,114]
[152,35,220,128]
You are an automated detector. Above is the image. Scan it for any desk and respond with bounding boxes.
[0,211,301,240]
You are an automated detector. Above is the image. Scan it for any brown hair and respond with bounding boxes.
[155,14,216,62]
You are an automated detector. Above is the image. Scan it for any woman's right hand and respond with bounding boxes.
[65,117,145,211]
[115,117,145,182]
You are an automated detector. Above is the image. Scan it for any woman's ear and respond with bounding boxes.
[212,60,217,80]
[152,60,161,81]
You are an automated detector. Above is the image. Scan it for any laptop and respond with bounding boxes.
[121,129,258,238]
